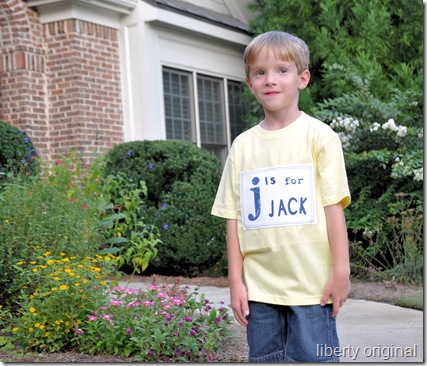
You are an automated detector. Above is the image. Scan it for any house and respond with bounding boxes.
[0,0,254,164]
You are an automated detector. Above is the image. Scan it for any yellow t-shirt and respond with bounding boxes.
[211,112,351,306]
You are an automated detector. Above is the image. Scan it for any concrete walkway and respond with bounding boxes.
[117,281,423,363]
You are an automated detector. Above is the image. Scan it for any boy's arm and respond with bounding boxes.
[227,219,250,327]
[320,203,351,318]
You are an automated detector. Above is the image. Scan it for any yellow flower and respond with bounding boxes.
[39,324,44,329]
[28,327,34,332]
[60,285,69,291]
[65,269,71,273]
[60,252,66,256]
[12,327,18,332]
[47,260,54,265]
[37,256,43,259]
[55,320,61,325]
[32,312,38,316]
[45,332,50,338]
[32,268,38,273]
[44,251,52,256]
[53,277,60,281]
[35,323,40,328]
[104,256,111,262]
[100,281,106,286]
[69,272,75,277]
[65,321,70,327]
[17,261,24,266]
[30,261,37,265]
[74,283,80,287]
[82,279,88,284]
[81,295,87,300]
[51,287,57,292]
[29,307,36,313]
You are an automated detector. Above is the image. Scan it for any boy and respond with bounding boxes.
[211,31,351,362]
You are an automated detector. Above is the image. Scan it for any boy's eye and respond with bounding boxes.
[278,68,287,73]
[255,70,264,76]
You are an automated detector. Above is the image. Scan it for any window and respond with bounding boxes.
[163,67,247,164]
[228,81,247,142]
[163,69,195,142]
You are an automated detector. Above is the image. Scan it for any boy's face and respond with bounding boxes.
[246,48,310,114]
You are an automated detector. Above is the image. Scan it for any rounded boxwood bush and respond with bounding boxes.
[104,140,226,277]
[0,120,38,176]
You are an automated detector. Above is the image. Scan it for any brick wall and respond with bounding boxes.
[0,0,124,162]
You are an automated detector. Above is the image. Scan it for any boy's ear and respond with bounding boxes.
[246,77,254,93]
[298,70,311,90]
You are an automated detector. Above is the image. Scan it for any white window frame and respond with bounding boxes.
[119,0,252,157]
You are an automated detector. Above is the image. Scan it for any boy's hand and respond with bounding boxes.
[230,282,250,327]
[320,274,351,318]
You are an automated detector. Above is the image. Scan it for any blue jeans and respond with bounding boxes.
[247,301,340,362]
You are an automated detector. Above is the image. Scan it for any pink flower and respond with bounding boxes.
[156,292,167,299]
[173,298,184,306]
[149,285,159,291]
[88,315,97,321]
[102,314,111,321]
[126,328,132,334]
[75,328,84,334]
[110,300,121,306]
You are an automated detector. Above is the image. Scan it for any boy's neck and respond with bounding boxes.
[261,109,302,131]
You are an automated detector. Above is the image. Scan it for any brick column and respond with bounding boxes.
[0,0,51,160]
[44,19,124,161]
[0,0,124,163]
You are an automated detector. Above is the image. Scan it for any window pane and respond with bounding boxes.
[198,76,226,145]
[228,81,247,142]
[163,68,194,142]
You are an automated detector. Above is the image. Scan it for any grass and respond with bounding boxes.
[395,296,423,311]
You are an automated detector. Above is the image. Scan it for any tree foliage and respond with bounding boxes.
[248,0,423,113]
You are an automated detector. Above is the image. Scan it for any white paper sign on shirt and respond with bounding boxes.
[240,164,316,230]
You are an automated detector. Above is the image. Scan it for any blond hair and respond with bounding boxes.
[244,31,310,78]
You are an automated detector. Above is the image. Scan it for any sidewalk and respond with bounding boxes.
[118,281,423,363]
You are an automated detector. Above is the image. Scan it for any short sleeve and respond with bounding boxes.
[211,153,239,219]
[315,133,351,208]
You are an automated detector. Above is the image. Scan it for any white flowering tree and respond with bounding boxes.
[315,65,423,284]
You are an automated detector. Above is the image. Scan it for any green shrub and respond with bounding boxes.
[0,121,38,177]
[0,153,104,310]
[10,252,117,352]
[104,140,226,277]
[97,173,161,275]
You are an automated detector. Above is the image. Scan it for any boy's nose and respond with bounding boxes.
[265,71,277,85]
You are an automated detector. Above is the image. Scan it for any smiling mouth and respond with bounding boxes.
[265,91,280,96]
